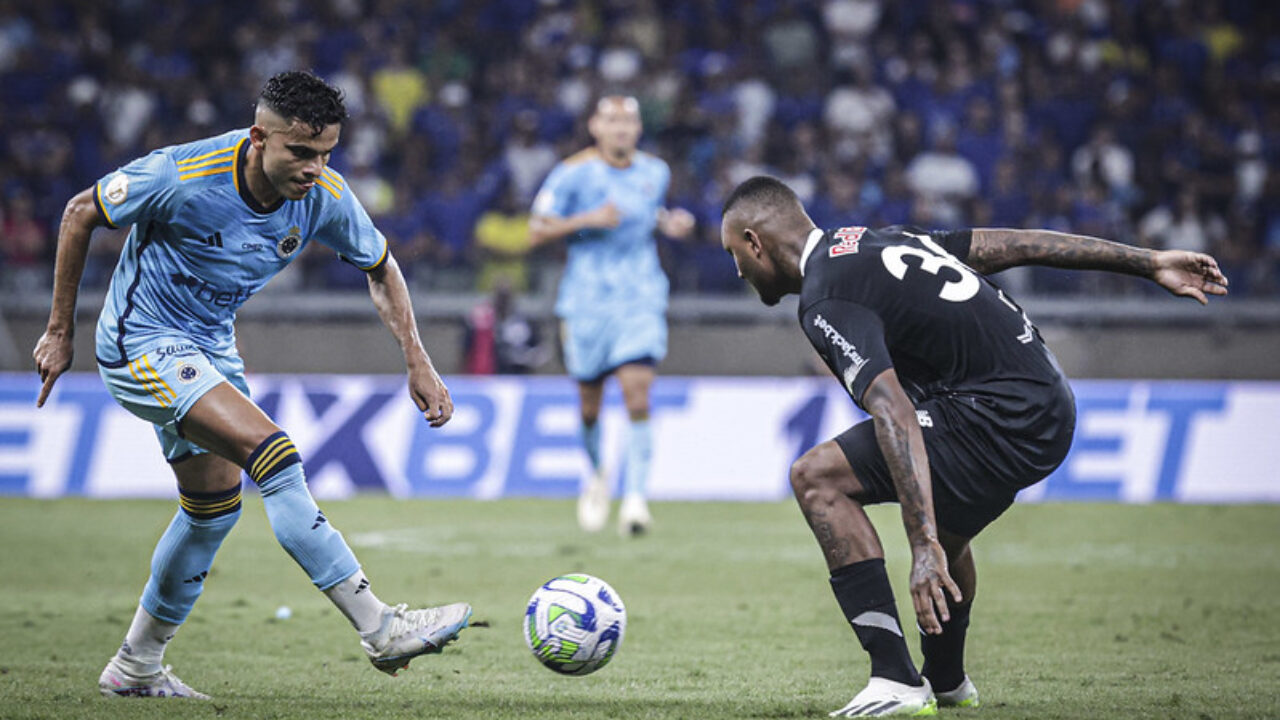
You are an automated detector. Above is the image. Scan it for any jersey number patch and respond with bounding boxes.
[880,232,980,302]
[829,226,865,257]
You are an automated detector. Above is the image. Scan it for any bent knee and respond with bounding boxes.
[789,443,864,506]
[790,450,836,501]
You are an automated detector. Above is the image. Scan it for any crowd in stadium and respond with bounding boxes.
[1,0,1277,297]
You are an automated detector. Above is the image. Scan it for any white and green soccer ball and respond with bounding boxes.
[524,573,626,676]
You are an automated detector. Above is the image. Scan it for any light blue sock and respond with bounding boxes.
[582,421,602,472]
[258,463,361,590]
[140,487,242,624]
[623,419,652,497]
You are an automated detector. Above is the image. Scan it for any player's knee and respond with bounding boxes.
[245,431,303,486]
[790,447,852,509]
[790,454,829,504]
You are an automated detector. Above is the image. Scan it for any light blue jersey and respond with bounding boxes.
[531,149,671,319]
[92,128,387,367]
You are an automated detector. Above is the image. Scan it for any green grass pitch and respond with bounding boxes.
[0,498,1276,720]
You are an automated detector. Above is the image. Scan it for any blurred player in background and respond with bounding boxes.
[32,71,471,699]
[720,176,1228,718]
[529,96,695,535]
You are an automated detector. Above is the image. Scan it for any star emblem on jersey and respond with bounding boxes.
[104,174,129,205]
[276,227,303,259]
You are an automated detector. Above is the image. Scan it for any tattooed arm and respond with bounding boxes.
[862,367,961,635]
[965,228,1229,304]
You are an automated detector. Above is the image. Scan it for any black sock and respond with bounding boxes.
[829,558,921,687]
[920,599,971,693]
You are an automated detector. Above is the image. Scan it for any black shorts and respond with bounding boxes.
[835,378,1076,538]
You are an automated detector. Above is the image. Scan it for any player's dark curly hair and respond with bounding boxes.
[257,70,347,137]
[721,175,800,217]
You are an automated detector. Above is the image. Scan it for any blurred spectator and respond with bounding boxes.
[473,186,533,293]
[1,191,46,290]
[824,64,895,164]
[1139,190,1227,255]
[1072,125,1137,205]
[0,0,1274,298]
[905,124,978,226]
[461,280,547,375]
[345,161,394,218]
[763,5,820,71]
[372,44,429,137]
[503,110,557,206]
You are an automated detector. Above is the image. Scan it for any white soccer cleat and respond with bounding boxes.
[935,675,979,708]
[618,493,652,536]
[829,676,937,717]
[98,656,210,699]
[361,602,472,675]
[577,470,611,532]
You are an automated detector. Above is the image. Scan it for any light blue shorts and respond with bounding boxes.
[97,335,250,462]
[560,311,667,383]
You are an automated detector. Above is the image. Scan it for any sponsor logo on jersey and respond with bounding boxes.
[155,343,200,361]
[813,313,868,394]
[168,273,252,307]
[916,410,933,428]
[276,226,303,259]
[104,174,129,205]
[829,226,865,258]
[177,364,202,384]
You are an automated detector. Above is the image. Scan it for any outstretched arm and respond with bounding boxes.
[33,186,103,407]
[528,202,621,247]
[366,253,452,427]
[861,368,962,635]
[966,228,1229,304]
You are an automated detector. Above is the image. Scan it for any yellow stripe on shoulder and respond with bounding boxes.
[176,145,238,167]
[315,176,342,199]
[321,168,344,187]
[176,156,234,173]
[562,147,600,166]
[179,167,234,182]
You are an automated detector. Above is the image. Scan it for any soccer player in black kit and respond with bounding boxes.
[720,176,1229,718]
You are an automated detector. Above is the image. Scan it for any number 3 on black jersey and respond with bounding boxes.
[881,231,979,302]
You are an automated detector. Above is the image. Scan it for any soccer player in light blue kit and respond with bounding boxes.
[32,71,471,699]
[529,96,695,535]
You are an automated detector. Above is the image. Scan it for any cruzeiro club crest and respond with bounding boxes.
[277,226,303,259]
[177,363,202,384]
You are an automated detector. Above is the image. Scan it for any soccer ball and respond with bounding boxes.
[523,573,626,676]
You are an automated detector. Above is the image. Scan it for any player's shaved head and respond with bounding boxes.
[720,176,814,306]
[720,176,810,249]
[721,176,803,224]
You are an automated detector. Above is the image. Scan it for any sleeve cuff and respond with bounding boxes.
[93,183,118,229]
[358,241,389,272]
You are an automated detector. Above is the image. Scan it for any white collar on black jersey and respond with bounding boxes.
[799,228,824,278]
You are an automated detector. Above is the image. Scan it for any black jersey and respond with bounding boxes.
[798,224,1067,414]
